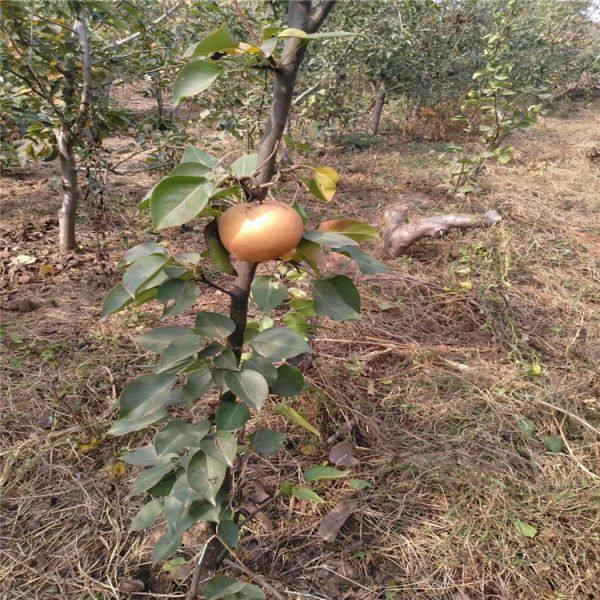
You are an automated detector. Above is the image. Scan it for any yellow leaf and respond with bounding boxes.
[103,461,127,477]
[79,438,100,453]
[299,444,317,456]
[238,42,261,55]
[38,264,55,278]
[312,166,339,202]
[277,28,308,39]
[314,166,339,184]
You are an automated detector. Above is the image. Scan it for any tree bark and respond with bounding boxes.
[370,80,388,136]
[383,204,502,257]
[57,126,78,252]
[228,0,336,346]
[56,3,91,252]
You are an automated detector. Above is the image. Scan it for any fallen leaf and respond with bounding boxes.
[253,480,271,503]
[329,440,359,468]
[317,499,358,542]
[514,518,537,538]
[79,438,100,453]
[11,254,36,266]
[38,263,55,278]
[118,579,145,593]
[103,461,127,477]
[300,444,317,456]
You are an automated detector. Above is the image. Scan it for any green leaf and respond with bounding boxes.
[102,284,133,317]
[250,327,312,360]
[292,486,323,504]
[282,311,309,336]
[122,446,159,467]
[200,432,238,467]
[271,364,304,397]
[118,241,166,267]
[303,230,358,248]
[336,245,390,274]
[158,279,199,319]
[251,275,288,311]
[130,499,164,532]
[123,254,169,297]
[541,435,563,453]
[514,519,537,538]
[109,373,175,436]
[318,218,378,241]
[183,368,213,400]
[147,472,177,498]
[204,576,245,600]
[195,311,236,339]
[129,455,178,497]
[135,327,191,354]
[241,354,278,385]
[173,59,222,106]
[225,369,269,411]
[313,275,361,321]
[230,154,258,178]
[214,348,239,370]
[155,419,211,456]
[249,429,286,455]
[187,450,227,505]
[150,176,212,230]
[152,530,183,563]
[217,520,239,549]
[156,334,205,373]
[348,479,371,490]
[275,403,320,438]
[189,25,237,56]
[204,220,234,274]
[171,162,213,177]
[215,402,250,432]
[182,146,219,168]
[304,465,350,482]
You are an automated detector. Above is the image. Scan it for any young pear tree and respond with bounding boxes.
[103,1,388,596]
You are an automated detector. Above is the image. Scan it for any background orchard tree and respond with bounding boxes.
[0,0,186,251]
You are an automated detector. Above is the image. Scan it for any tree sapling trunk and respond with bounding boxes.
[57,126,79,251]
[370,79,388,136]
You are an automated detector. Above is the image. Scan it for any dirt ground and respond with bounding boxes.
[1,95,599,600]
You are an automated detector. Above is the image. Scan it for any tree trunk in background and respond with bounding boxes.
[57,126,78,252]
[371,80,388,136]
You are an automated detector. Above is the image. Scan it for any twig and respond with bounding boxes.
[186,535,215,600]
[326,419,357,445]
[554,417,599,479]
[534,399,600,437]
[113,2,182,48]
[199,273,234,297]
[232,0,261,44]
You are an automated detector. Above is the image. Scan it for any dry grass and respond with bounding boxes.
[1,98,599,599]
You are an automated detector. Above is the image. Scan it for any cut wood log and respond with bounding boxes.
[383,203,501,257]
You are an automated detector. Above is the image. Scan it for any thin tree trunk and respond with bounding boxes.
[57,126,78,252]
[228,0,336,343]
[371,80,387,136]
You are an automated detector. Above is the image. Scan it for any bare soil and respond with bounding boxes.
[1,98,599,600]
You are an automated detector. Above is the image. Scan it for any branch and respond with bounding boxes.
[383,204,501,256]
[200,272,234,297]
[74,3,92,133]
[307,0,337,33]
[232,0,261,44]
[112,2,182,48]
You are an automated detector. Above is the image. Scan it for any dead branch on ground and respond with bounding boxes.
[383,203,501,256]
